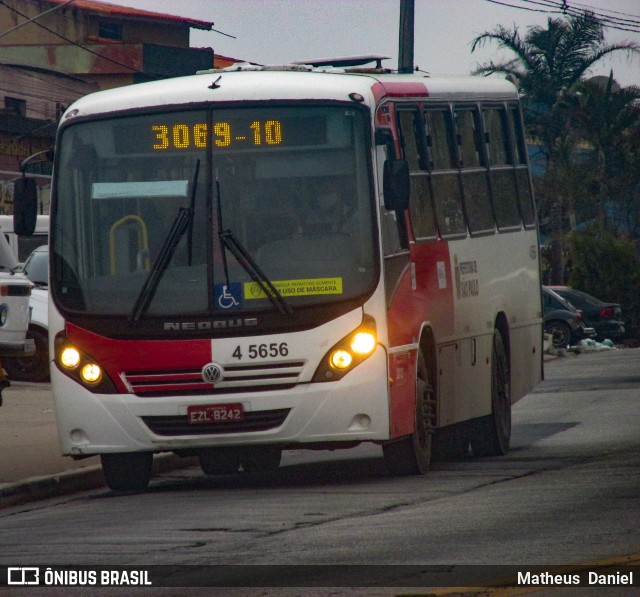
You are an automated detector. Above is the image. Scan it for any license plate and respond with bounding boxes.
[187,404,244,424]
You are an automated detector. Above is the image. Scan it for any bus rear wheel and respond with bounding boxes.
[383,351,435,475]
[100,452,153,492]
[470,330,511,457]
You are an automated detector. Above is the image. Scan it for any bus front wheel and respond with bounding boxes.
[199,448,241,475]
[240,446,282,473]
[383,351,436,475]
[100,452,153,492]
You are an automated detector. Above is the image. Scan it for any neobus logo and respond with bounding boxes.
[163,318,258,331]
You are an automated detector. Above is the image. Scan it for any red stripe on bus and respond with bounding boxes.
[387,241,453,438]
[371,81,430,103]
[65,323,212,393]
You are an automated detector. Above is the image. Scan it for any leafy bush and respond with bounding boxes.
[565,226,640,339]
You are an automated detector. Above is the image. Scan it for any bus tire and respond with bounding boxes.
[470,330,511,457]
[240,446,282,473]
[199,448,241,475]
[100,452,153,492]
[383,350,435,475]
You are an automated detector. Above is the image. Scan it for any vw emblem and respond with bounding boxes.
[202,363,223,384]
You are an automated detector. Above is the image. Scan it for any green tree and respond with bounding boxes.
[560,74,640,230]
[471,11,639,284]
[566,226,640,338]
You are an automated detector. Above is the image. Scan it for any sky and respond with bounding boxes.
[108,0,640,87]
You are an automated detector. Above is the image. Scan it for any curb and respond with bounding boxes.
[0,454,197,508]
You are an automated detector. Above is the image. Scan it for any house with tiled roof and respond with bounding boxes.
[0,0,217,89]
[0,0,244,212]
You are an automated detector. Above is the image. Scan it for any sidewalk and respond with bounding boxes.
[0,381,193,507]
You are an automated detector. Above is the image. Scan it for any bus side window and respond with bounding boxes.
[455,107,494,235]
[397,109,436,240]
[510,106,536,227]
[484,107,521,230]
[426,108,466,238]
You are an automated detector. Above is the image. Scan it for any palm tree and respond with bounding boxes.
[561,73,640,230]
[471,11,639,284]
[471,11,638,163]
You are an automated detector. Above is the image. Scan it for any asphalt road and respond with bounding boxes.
[0,347,638,597]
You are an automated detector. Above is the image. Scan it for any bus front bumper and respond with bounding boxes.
[52,348,391,456]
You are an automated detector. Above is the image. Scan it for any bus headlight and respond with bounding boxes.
[60,346,81,369]
[350,331,376,355]
[54,332,117,393]
[330,349,353,370]
[313,315,377,382]
[80,363,102,384]
[0,304,7,326]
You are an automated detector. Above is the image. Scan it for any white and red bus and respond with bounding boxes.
[17,63,542,490]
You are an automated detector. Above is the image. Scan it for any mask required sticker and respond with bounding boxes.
[244,277,343,299]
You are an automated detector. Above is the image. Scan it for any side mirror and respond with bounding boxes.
[13,177,38,236]
[383,159,410,211]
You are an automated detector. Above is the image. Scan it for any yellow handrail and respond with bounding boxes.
[109,215,149,274]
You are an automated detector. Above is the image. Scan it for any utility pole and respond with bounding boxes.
[398,0,415,73]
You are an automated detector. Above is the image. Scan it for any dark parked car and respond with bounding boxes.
[548,286,625,342]
[542,286,596,348]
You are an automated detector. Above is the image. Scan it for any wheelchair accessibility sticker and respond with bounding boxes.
[214,283,243,310]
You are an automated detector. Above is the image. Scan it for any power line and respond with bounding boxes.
[481,0,640,33]
[0,1,163,79]
[526,0,640,32]
[0,0,74,39]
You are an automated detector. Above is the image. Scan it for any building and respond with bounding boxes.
[0,0,224,213]
[0,63,97,213]
[0,0,216,90]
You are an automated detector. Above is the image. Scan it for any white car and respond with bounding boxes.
[3,245,47,382]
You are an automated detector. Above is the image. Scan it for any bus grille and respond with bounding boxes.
[141,409,291,436]
[122,361,306,396]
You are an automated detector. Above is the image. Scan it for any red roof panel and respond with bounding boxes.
[42,0,214,30]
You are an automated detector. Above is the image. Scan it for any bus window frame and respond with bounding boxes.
[395,106,438,244]
[482,102,523,234]
[422,104,468,241]
[453,103,496,238]
[507,104,537,229]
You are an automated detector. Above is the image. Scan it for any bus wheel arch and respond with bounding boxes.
[383,327,437,475]
[469,318,512,457]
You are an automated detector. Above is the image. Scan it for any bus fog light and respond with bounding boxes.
[330,349,353,369]
[60,346,81,369]
[350,331,376,355]
[80,363,102,384]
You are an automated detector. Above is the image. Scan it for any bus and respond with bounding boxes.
[15,62,543,491]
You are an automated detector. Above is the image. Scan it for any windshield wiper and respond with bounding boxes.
[128,161,200,325]
[128,206,191,325]
[216,181,293,316]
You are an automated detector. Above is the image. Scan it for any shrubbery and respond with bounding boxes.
[565,226,640,339]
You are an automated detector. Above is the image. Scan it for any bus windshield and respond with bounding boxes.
[52,105,377,321]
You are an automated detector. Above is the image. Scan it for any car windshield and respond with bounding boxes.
[52,106,377,322]
[23,247,48,286]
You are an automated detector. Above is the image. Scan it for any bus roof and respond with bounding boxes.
[62,67,520,120]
